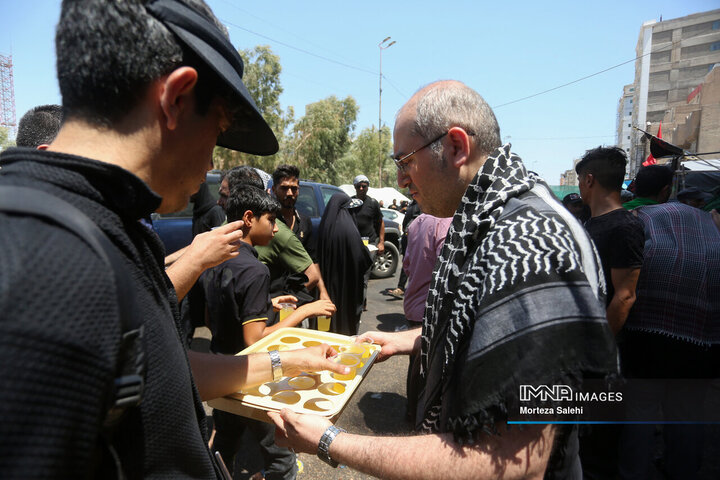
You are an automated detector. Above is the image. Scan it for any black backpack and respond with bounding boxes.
[0,185,145,477]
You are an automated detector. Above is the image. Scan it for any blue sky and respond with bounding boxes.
[1,0,717,184]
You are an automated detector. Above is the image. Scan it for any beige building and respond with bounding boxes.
[560,158,581,186]
[616,84,635,158]
[628,9,720,177]
[661,65,720,154]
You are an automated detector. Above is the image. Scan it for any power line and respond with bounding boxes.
[221,18,377,76]
[493,37,685,109]
[382,75,408,99]
[217,0,370,71]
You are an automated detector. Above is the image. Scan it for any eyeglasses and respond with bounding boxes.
[392,131,448,172]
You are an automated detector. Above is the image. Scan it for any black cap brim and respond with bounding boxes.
[146,0,278,155]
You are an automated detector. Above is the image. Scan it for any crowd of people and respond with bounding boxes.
[0,1,718,479]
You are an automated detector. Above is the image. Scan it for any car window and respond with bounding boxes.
[156,176,221,219]
[321,186,343,207]
[382,209,398,221]
[296,185,319,217]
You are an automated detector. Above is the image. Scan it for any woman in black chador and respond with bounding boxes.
[315,193,372,335]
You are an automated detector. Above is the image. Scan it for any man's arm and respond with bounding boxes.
[304,262,329,298]
[377,217,386,253]
[376,203,386,253]
[166,221,244,300]
[607,267,641,335]
[356,329,421,362]
[270,409,555,480]
[188,345,349,401]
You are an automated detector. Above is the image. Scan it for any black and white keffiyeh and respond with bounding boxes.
[417,145,617,442]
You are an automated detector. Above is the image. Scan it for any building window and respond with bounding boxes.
[628,123,631,127]
[627,136,630,140]
[630,99,633,104]
[713,20,720,30]
[711,42,720,51]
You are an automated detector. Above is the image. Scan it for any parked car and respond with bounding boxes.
[152,174,400,278]
[381,208,404,233]
[150,171,222,254]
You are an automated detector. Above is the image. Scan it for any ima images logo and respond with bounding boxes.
[519,385,573,402]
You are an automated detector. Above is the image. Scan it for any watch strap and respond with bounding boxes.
[317,425,346,467]
[268,350,283,381]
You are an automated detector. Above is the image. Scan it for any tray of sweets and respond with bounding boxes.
[208,327,380,423]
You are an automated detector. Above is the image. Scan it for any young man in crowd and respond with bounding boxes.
[0,1,343,476]
[574,146,645,478]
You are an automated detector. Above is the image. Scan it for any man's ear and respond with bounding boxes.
[159,67,199,131]
[242,210,255,227]
[446,126,472,168]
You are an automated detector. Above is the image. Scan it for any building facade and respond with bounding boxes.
[616,84,635,158]
[628,9,720,177]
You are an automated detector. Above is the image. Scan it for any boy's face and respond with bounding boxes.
[250,212,279,246]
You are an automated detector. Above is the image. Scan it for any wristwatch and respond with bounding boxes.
[317,425,346,467]
[268,350,283,382]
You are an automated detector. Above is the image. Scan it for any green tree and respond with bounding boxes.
[213,45,291,173]
[290,95,358,185]
[0,126,14,152]
[337,125,393,186]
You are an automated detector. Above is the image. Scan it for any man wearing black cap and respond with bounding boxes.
[562,192,589,222]
[0,1,343,477]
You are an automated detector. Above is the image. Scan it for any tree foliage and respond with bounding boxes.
[337,125,394,186]
[0,126,14,152]
[289,95,358,185]
[208,45,399,191]
[213,45,290,173]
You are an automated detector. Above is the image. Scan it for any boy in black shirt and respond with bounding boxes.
[202,185,335,478]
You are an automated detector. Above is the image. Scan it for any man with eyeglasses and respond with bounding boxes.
[270,80,618,479]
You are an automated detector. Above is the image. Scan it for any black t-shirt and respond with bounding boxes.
[585,208,644,306]
[201,242,272,355]
[351,195,382,243]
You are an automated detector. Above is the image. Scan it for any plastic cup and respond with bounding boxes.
[361,236,369,246]
[317,315,331,332]
[331,353,360,381]
[278,303,294,322]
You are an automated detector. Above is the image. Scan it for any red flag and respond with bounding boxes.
[642,123,662,167]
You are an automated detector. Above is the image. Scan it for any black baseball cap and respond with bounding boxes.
[563,193,582,204]
[146,0,278,155]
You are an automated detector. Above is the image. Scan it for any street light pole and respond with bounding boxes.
[378,36,395,187]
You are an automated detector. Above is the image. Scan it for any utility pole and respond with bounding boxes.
[378,37,395,187]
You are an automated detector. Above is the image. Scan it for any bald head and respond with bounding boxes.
[398,80,501,161]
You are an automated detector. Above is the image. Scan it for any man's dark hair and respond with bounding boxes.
[575,146,627,191]
[226,185,281,222]
[16,105,64,148]
[272,164,300,186]
[55,0,231,127]
[634,165,674,198]
[224,166,264,191]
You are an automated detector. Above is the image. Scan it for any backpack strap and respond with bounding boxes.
[0,186,145,423]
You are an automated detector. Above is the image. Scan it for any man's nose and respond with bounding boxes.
[397,168,410,189]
